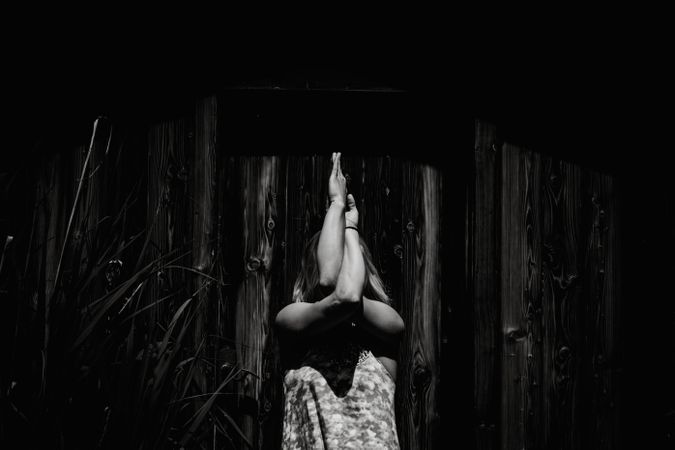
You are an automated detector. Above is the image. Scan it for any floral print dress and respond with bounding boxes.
[281,331,400,449]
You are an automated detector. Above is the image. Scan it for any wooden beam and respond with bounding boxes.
[235,156,281,448]
[472,120,500,450]
[500,143,542,450]
[398,161,442,449]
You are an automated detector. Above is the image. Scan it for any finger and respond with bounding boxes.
[336,152,342,174]
[346,193,356,208]
[331,153,338,175]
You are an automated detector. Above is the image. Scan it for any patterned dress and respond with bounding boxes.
[281,329,400,449]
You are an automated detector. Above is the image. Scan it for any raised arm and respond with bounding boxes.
[275,177,367,338]
[317,152,346,288]
[336,202,366,304]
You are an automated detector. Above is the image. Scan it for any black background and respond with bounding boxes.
[2,20,672,448]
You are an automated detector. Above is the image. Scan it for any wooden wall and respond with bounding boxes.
[1,97,628,449]
[16,95,443,448]
[142,98,445,448]
[469,120,622,449]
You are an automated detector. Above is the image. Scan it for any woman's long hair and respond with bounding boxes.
[292,230,391,305]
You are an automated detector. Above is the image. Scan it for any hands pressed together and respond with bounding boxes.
[329,152,358,229]
[274,153,404,345]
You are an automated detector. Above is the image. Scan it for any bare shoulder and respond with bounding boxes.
[274,302,312,332]
[361,297,405,336]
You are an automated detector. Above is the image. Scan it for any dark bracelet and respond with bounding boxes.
[345,226,359,233]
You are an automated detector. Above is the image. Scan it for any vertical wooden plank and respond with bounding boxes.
[472,120,499,450]
[219,154,243,337]
[500,143,542,450]
[584,172,620,449]
[523,150,544,450]
[235,156,281,449]
[419,165,442,449]
[193,96,218,395]
[361,155,403,306]
[147,117,193,320]
[541,158,588,450]
[261,156,285,450]
[215,154,244,448]
[398,162,442,449]
[282,156,308,304]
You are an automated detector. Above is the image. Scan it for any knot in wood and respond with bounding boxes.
[267,218,275,231]
[526,304,535,321]
[413,365,431,388]
[177,165,188,181]
[246,257,263,272]
[166,164,176,179]
[406,221,415,233]
[393,244,403,259]
[558,346,571,360]
[505,327,527,342]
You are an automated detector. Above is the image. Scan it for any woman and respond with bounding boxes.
[275,153,405,449]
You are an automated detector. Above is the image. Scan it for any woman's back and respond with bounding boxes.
[281,327,399,449]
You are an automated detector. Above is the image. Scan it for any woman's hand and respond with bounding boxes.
[345,193,359,228]
[328,152,347,206]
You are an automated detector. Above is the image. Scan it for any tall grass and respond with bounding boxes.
[0,118,248,449]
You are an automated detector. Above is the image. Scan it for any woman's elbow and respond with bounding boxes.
[318,274,338,289]
[334,286,361,304]
[394,316,405,335]
[396,317,405,334]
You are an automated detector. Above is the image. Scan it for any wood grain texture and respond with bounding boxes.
[281,155,330,304]
[471,121,500,450]
[540,157,590,450]
[4,94,454,449]
[397,161,442,450]
[147,116,193,321]
[470,119,623,450]
[500,143,542,450]
[362,156,403,307]
[235,156,281,448]
[188,97,218,405]
[582,171,620,449]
